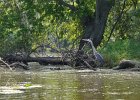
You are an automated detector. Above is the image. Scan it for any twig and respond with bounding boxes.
[57,0,77,11]
[82,60,96,70]
[0,58,12,70]
[106,0,126,44]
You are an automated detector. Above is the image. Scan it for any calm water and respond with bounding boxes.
[0,70,140,100]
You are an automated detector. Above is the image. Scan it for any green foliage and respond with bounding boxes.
[0,0,76,55]
[0,0,46,55]
[99,39,140,68]
[0,0,139,68]
[0,0,96,56]
[104,0,140,42]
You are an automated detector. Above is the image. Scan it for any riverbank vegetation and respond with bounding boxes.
[99,39,140,68]
[0,0,140,70]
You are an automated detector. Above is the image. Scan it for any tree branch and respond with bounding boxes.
[58,0,77,11]
[106,0,126,43]
[131,0,138,9]
[0,58,12,70]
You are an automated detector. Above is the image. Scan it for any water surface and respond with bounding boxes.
[0,69,140,100]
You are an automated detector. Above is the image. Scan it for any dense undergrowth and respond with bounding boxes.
[99,39,140,68]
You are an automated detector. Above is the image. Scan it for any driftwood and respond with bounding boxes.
[10,62,29,70]
[2,50,98,70]
[0,58,12,70]
[2,39,102,70]
[3,55,70,65]
[74,50,97,70]
[0,57,29,70]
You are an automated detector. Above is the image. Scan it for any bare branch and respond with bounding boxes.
[106,0,126,44]
[0,58,12,70]
[132,0,138,9]
[57,0,77,11]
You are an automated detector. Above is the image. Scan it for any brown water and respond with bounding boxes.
[0,70,140,100]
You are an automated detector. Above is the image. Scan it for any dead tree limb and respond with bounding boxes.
[0,58,12,70]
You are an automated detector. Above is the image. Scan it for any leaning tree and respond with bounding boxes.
[0,0,139,69]
[56,0,139,49]
[56,0,115,49]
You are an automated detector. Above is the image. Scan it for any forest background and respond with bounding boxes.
[0,0,140,68]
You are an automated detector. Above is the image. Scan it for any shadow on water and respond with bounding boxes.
[0,69,140,100]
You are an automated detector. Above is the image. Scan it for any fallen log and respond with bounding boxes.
[3,51,98,70]
[29,57,70,65]
[1,39,103,70]
[4,55,70,65]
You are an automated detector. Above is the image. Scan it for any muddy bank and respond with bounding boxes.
[0,62,73,72]
[1,59,140,72]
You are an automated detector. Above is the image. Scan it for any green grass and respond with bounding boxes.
[99,39,140,68]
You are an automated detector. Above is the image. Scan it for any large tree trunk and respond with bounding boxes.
[79,0,115,50]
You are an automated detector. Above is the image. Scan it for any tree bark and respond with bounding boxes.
[79,0,115,50]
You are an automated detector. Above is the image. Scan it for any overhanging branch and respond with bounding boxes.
[131,0,138,9]
[58,0,77,11]
[106,0,126,43]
